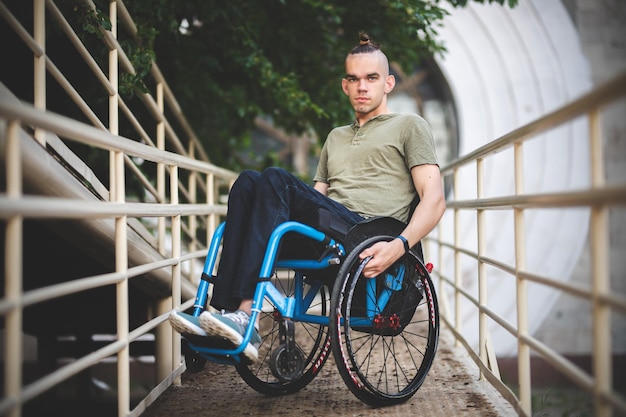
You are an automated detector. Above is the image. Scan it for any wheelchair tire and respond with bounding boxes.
[236,269,332,396]
[184,351,207,373]
[329,235,439,407]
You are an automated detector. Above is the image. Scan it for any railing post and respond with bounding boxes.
[170,164,182,385]
[107,2,130,416]
[589,109,612,417]
[436,218,448,318]
[189,142,197,280]
[152,68,177,385]
[4,119,23,417]
[157,82,166,255]
[477,158,487,379]
[453,167,461,347]
[33,0,45,146]
[207,173,216,240]
[514,141,531,416]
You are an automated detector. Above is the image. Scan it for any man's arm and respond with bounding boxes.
[360,164,446,277]
[401,164,446,249]
[314,181,329,196]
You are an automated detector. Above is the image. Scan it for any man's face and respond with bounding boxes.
[342,52,395,120]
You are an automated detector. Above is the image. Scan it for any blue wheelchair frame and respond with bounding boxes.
[184,220,407,365]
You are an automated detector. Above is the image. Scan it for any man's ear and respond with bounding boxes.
[341,78,349,95]
[385,74,396,94]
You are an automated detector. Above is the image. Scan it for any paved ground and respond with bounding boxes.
[141,328,517,416]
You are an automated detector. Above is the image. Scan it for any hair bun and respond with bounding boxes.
[349,31,380,54]
[359,32,370,45]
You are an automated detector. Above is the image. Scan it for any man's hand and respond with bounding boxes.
[358,238,405,277]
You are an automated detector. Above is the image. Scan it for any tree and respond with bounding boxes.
[2,0,517,171]
[126,0,516,170]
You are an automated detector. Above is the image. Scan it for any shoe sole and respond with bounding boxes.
[198,312,259,363]
[169,312,207,337]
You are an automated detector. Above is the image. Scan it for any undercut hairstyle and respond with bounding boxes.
[349,32,381,55]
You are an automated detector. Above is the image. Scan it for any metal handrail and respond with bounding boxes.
[428,70,626,417]
[0,1,236,416]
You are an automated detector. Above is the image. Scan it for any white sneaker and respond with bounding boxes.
[168,311,207,336]
[199,310,262,363]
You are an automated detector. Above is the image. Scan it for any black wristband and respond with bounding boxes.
[396,235,410,254]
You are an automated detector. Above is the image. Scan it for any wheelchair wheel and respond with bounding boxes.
[181,338,207,373]
[329,236,439,407]
[236,269,332,396]
[184,350,207,373]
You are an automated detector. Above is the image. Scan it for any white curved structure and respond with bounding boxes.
[433,0,592,355]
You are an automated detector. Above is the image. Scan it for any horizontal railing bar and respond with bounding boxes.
[479,255,516,275]
[3,272,125,312]
[441,71,626,174]
[0,195,227,218]
[181,249,208,264]
[519,270,591,299]
[130,312,169,342]
[0,99,237,179]
[0,257,184,315]
[520,334,594,391]
[125,258,180,280]
[445,185,626,210]
[601,292,626,314]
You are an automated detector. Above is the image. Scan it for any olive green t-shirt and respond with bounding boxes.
[314,113,438,223]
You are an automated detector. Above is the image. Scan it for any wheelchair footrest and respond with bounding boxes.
[183,333,236,350]
[184,334,254,366]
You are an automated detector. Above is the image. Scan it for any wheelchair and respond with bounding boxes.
[179,208,439,407]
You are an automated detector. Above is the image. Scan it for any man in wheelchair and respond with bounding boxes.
[170,32,446,364]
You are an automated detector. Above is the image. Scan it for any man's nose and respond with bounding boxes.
[358,79,368,91]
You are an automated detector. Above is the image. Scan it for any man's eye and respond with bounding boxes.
[368,76,378,81]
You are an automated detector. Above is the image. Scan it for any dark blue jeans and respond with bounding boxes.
[210,167,364,311]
